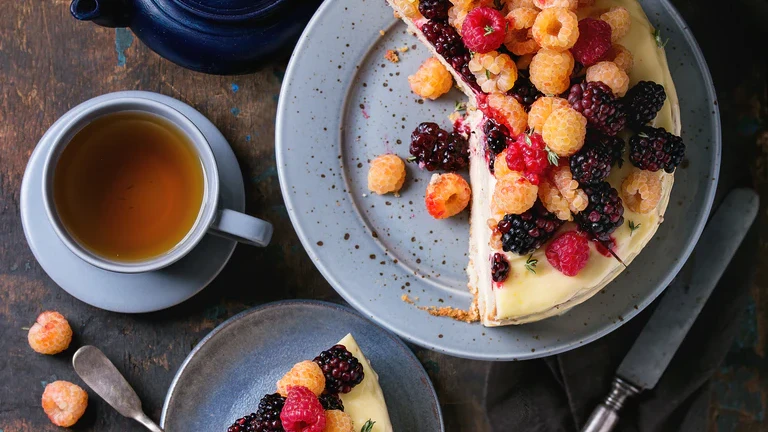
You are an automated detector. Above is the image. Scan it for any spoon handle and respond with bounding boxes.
[135,412,164,432]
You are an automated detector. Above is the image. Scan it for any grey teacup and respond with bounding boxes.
[41,97,273,274]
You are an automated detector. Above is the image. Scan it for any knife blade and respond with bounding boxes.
[581,188,759,432]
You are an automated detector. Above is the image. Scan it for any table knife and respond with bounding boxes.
[581,188,759,432]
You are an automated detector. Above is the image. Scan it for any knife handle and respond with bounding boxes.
[580,377,640,432]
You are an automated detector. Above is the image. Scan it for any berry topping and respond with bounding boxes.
[425,173,472,219]
[546,231,590,276]
[318,393,344,412]
[368,154,406,196]
[409,122,470,171]
[392,0,422,20]
[571,18,612,67]
[622,168,662,214]
[228,393,286,432]
[280,386,325,432]
[533,0,577,9]
[503,7,540,56]
[28,311,73,355]
[628,126,685,173]
[409,57,454,100]
[569,134,622,185]
[505,132,554,185]
[323,410,355,432]
[277,360,326,397]
[605,43,633,73]
[484,118,511,155]
[528,96,571,132]
[542,107,587,157]
[586,61,630,97]
[469,51,518,93]
[623,81,667,128]
[313,345,364,394]
[461,7,507,53]
[227,413,258,432]
[421,21,480,91]
[491,252,511,283]
[498,202,565,255]
[418,0,450,20]
[529,48,575,95]
[492,171,539,214]
[578,182,625,241]
[41,381,88,427]
[600,7,631,43]
[487,93,528,135]
[532,7,580,52]
[566,81,627,137]
[508,76,543,109]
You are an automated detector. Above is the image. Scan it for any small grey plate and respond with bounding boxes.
[276,0,720,360]
[20,91,243,313]
[160,300,444,431]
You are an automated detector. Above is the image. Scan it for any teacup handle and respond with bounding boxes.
[209,209,273,247]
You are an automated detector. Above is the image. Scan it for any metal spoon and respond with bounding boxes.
[73,345,164,432]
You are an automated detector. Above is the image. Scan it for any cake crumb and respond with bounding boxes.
[397,45,409,53]
[418,305,479,323]
[380,29,386,35]
[401,294,418,304]
[384,50,400,63]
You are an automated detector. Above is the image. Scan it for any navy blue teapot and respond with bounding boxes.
[70,0,321,74]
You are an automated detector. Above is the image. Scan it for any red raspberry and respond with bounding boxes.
[546,231,590,276]
[571,18,612,67]
[461,7,506,53]
[505,133,552,185]
[279,386,326,432]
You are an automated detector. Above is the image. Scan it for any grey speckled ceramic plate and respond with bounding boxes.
[160,300,443,431]
[276,0,720,360]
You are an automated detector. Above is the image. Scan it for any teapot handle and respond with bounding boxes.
[71,0,133,28]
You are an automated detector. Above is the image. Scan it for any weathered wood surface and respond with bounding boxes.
[0,0,765,431]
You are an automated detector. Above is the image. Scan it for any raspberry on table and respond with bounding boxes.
[533,0,577,10]
[542,107,587,157]
[566,81,627,136]
[538,176,573,220]
[318,393,344,411]
[532,7,579,51]
[629,126,685,173]
[419,0,451,20]
[28,311,73,355]
[492,171,538,215]
[228,393,286,432]
[484,118,511,155]
[487,93,528,135]
[605,44,633,73]
[505,132,552,184]
[280,386,326,432]
[392,0,423,19]
[503,7,540,56]
[409,122,470,171]
[527,96,570,132]
[491,252,511,282]
[508,76,543,109]
[277,360,326,397]
[461,7,507,53]
[41,381,88,427]
[529,48,574,95]
[324,410,355,432]
[586,61,629,97]
[571,18,612,67]
[409,57,454,100]
[623,81,667,128]
[578,181,625,241]
[425,173,472,219]
[368,154,406,196]
[469,51,518,93]
[546,231,590,276]
[497,201,564,255]
[622,168,662,214]
[314,345,365,394]
[600,7,631,43]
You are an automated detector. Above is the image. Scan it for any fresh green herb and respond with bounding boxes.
[653,29,669,48]
[546,146,559,166]
[455,101,467,112]
[406,156,418,163]
[486,69,491,79]
[638,132,649,138]
[628,220,641,236]
[361,420,376,432]
[484,25,495,36]
[524,134,533,146]
[21,327,30,331]
[525,255,538,274]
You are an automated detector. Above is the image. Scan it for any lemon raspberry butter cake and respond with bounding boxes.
[388,0,685,325]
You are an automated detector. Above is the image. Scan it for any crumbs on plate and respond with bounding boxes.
[384,50,400,63]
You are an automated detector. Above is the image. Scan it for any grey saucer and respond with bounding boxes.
[20,91,244,313]
[276,0,720,360]
[160,300,444,431]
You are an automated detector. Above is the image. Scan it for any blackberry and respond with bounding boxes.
[577,182,624,241]
[491,253,510,283]
[418,0,450,20]
[228,413,258,432]
[422,22,479,92]
[314,345,364,394]
[508,77,542,110]
[318,393,344,411]
[409,122,470,171]
[629,126,685,173]
[566,81,627,137]
[570,133,625,184]
[227,393,286,432]
[484,119,510,155]
[623,81,666,128]
[498,202,565,255]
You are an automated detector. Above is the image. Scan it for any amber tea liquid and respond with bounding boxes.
[53,111,204,262]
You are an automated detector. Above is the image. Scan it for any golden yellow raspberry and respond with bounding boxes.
[27,311,73,355]
[542,107,586,156]
[469,51,518,93]
[622,169,662,214]
[504,7,540,56]
[533,0,577,9]
[324,410,355,432]
[409,57,453,100]
[529,48,574,95]
[277,360,326,397]
[538,176,572,220]
[550,163,588,212]
[368,154,406,196]
[494,150,514,178]
[601,6,631,42]
[487,93,528,135]
[425,173,471,219]
[577,0,595,7]
[42,381,88,427]
[532,7,579,51]
[586,61,630,97]
[527,96,570,132]
[392,0,423,19]
[448,5,470,30]
[492,171,538,214]
[449,0,475,8]
[516,53,535,70]
[506,0,537,9]
[605,44,633,74]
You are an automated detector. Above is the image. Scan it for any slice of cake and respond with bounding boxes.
[388,0,684,325]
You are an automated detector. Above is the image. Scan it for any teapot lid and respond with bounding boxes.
[173,0,283,21]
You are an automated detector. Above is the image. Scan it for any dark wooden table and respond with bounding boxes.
[1,1,766,431]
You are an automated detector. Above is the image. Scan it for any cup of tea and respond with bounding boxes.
[41,97,273,274]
